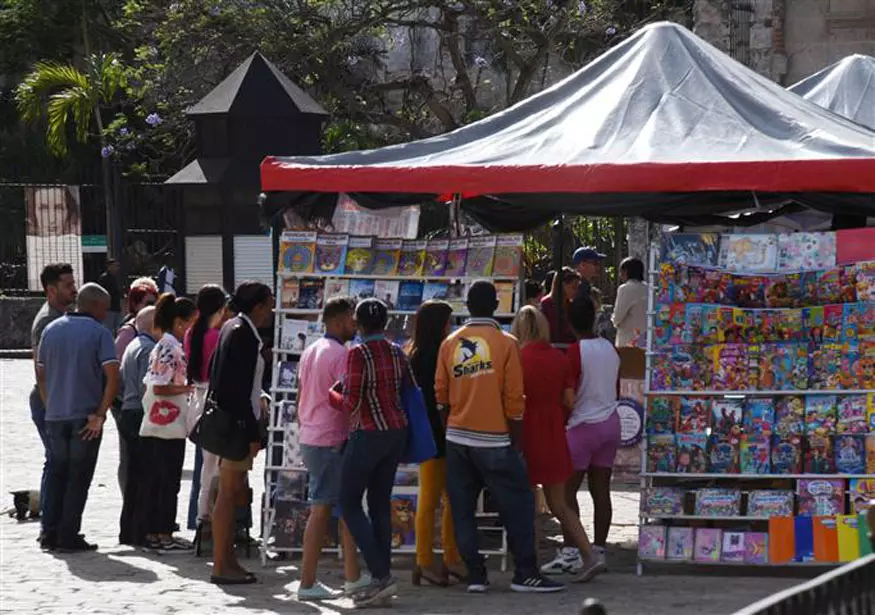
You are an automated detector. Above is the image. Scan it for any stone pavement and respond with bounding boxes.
[0,359,802,614]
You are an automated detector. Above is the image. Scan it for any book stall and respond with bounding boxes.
[638,229,875,573]
[261,229,524,566]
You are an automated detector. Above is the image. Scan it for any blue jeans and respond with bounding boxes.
[29,387,51,518]
[445,442,537,583]
[339,429,407,581]
[187,446,203,530]
[43,419,102,544]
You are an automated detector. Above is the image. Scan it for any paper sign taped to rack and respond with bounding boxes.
[331,194,420,239]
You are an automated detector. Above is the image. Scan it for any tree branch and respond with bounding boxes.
[442,11,478,113]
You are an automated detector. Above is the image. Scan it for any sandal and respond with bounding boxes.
[211,574,257,585]
[412,565,448,587]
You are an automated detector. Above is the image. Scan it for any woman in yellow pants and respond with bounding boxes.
[407,301,466,586]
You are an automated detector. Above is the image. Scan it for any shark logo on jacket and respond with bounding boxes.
[452,336,494,378]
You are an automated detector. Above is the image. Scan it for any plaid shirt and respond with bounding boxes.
[342,337,410,432]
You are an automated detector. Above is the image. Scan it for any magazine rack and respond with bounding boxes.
[637,233,875,574]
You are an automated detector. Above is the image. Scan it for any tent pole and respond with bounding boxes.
[450,193,462,237]
[553,214,564,339]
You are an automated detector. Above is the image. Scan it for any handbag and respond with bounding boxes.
[189,392,250,462]
[139,385,189,440]
[400,381,437,464]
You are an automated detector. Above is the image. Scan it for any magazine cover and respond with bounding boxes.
[666,527,694,561]
[808,343,843,390]
[771,435,803,474]
[722,531,747,563]
[868,434,875,473]
[349,279,376,303]
[711,344,749,391]
[390,495,417,548]
[656,263,676,303]
[805,395,838,435]
[297,278,325,310]
[398,240,428,277]
[423,239,449,276]
[708,434,740,473]
[643,487,685,515]
[638,525,667,559]
[279,231,317,274]
[374,280,400,310]
[422,281,450,302]
[849,479,875,514]
[493,234,523,277]
[345,236,375,274]
[844,302,875,342]
[777,232,837,272]
[280,278,299,309]
[694,528,722,562]
[766,275,799,308]
[804,435,835,474]
[277,361,298,389]
[744,532,769,564]
[747,490,794,517]
[465,236,497,277]
[647,434,676,473]
[837,395,868,434]
[373,238,403,275]
[850,261,875,301]
[834,435,866,474]
[315,233,348,274]
[648,397,678,434]
[740,434,771,474]
[816,268,843,305]
[324,278,350,302]
[718,234,778,273]
[743,398,775,435]
[660,233,720,266]
[694,488,742,517]
[397,281,424,311]
[495,281,515,314]
[445,238,469,276]
[280,319,310,352]
[675,433,708,473]
[445,281,467,313]
[677,397,710,433]
[775,395,806,437]
[797,479,845,516]
[273,499,310,548]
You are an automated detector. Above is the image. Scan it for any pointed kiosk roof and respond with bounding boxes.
[187,52,328,118]
[789,54,875,130]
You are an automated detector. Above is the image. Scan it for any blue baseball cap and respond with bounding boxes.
[573,247,607,265]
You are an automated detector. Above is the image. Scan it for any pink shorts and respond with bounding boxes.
[566,410,621,471]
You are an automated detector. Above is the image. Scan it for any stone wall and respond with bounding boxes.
[0,297,43,349]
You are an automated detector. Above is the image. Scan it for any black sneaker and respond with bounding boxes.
[39,533,57,551]
[352,577,398,608]
[56,536,98,553]
[510,574,566,593]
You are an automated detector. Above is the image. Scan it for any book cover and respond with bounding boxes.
[813,516,839,563]
[397,280,424,311]
[647,434,676,473]
[277,361,298,389]
[768,517,795,564]
[445,238,468,276]
[280,319,310,353]
[693,528,722,562]
[805,395,838,436]
[677,397,710,433]
[798,478,845,516]
[643,487,685,515]
[836,515,861,562]
[711,344,749,391]
[777,232,837,272]
[771,435,802,474]
[272,499,310,548]
[849,479,875,514]
[722,531,747,563]
[849,261,875,301]
[694,488,742,517]
[280,278,300,309]
[279,231,317,274]
[726,276,768,309]
[422,281,450,303]
[766,274,799,308]
[423,239,449,276]
[834,435,866,474]
[390,495,417,548]
[708,434,740,474]
[743,397,775,435]
[844,301,875,343]
[868,434,875,474]
[345,236,375,275]
[869,395,875,431]
[315,233,348,274]
[324,278,350,302]
[794,516,815,562]
[638,525,667,559]
[495,281,515,314]
[744,532,769,564]
[349,279,376,303]
[656,263,676,303]
[464,235,497,277]
[817,268,844,305]
[445,281,467,313]
[667,304,687,345]
[804,435,836,474]
[305,321,325,349]
[775,395,806,437]
[718,234,778,273]
[297,278,325,310]
[398,240,428,277]
[740,434,771,474]
[711,399,743,435]
[372,238,403,275]
[648,397,678,434]
[652,304,674,346]
[808,343,844,391]
[373,280,400,310]
[493,234,523,277]
[747,490,795,517]
[661,233,720,266]
[823,305,844,342]
[861,513,874,556]
[676,433,708,473]
[666,527,694,561]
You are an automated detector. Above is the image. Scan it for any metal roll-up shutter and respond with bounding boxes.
[185,235,223,294]
[234,235,273,289]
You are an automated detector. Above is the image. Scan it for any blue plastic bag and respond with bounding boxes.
[400,383,437,464]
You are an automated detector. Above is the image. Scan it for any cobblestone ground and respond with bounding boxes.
[0,359,801,614]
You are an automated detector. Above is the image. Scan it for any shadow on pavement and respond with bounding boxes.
[51,550,160,584]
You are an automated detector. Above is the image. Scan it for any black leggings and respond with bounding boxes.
[138,437,185,535]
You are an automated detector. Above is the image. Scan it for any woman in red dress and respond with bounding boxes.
[511,306,604,582]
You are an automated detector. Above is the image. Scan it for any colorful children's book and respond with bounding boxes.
[493,234,523,277]
[774,395,806,437]
[771,435,803,474]
[849,479,875,514]
[315,233,348,274]
[666,527,694,561]
[372,238,403,275]
[661,233,720,266]
[349,279,376,303]
[808,343,844,390]
[744,532,769,564]
[324,278,350,302]
[445,238,468,276]
[816,268,844,305]
[495,281,515,314]
[693,528,722,562]
[422,239,449,276]
[647,434,676,473]
[638,525,667,559]
[397,281,424,311]
[643,488,685,515]
[719,234,778,273]
[836,515,861,562]
[805,395,838,435]
[803,306,826,343]
[709,434,740,474]
[677,397,710,433]
[822,305,844,342]
[711,399,743,434]
[280,278,300,309]
[711,344,749,391]
[279,231,317,274]
[398,240,428,277]
[766,275,798,308]
[345,236,375,274]
[277,361,298,389]
[647,397,677,434]
[768,516,795,564]
[794,516,815,562]
[694,488,742,517]
[297,278,325,310]
[849,260,875,301]
[834,435,866,474]
[676,433,708,473]
[421,281,450,303]
[743,397,775,434]
[747,490,795,518]
[373,280,400,310]
[777,232,837,272]
[804,435,835,474]
[867,434,875,474]
[656,263,676,303]
[813,516,839,563]
[740,434,771,474]
[464,236,497,277]
[272,499,311,548]
[721,531,746,563]
[798,479,845,516]
[389,495,417,548]
[844,301,875,342]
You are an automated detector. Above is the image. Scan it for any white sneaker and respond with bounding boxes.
[540,547,583,575]
[297,581,343,601]
[344,573,372,596]
[593,546,607,569]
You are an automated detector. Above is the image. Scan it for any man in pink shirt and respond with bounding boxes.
[296,298,369,600]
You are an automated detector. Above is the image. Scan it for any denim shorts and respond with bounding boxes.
[300,443,344,506]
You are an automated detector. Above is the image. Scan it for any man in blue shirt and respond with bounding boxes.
[37,283,120,552]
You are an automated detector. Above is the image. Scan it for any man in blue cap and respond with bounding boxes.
[571,247,605,308]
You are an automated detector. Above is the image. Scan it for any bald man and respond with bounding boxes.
[116,306,159,546]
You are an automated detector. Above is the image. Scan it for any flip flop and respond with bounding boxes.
[211,574,258,585]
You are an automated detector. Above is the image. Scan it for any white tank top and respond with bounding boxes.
[568,338,620,429]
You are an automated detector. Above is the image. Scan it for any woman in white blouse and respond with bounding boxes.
[611,258,648,348]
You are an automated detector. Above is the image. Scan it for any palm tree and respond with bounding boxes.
[15,52,128,259]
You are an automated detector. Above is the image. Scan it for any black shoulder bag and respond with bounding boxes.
[189,392,250,462]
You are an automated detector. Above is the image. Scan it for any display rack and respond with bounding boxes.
[637,234,875,574]
[262,240,524,568]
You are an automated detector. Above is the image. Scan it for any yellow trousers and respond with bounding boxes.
[415,458,459,567]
